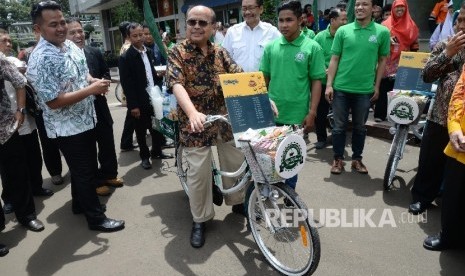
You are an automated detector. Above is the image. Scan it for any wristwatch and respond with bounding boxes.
[17,107,27,114]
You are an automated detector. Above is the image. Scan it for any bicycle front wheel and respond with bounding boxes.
[245,182,320,275]
[115,83,124,103]
[176,144,189,197]
[383,125,409,190]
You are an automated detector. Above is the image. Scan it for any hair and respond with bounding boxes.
[142,24,149,29]
[30,1,62,24]
[0,28,8,35]
[66,17,82,26]
[462,0,465,9]
[382,4,392,14]
[278,0,303,18]
[119,21,131,39]
[186,5,216,23]
[126,22,142,36]
[256,0,264,7]
[303,4,312,13]
[328,8,344,21]
[336,1,347,10]
[324,9,331,16]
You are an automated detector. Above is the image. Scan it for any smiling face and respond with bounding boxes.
[186,6,215,47]
[394,4,406,18]
[66,21,85,49]
[354,0,373,22]
[35,9,67,47]
[278,9,302,42]
[241,0,263,28]
[455,8,465,34]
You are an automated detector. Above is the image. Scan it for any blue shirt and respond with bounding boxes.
[26,38,96,138]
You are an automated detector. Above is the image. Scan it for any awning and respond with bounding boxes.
[181,0,240,13]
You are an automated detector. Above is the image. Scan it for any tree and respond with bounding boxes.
[0,0,70,28]
[261,0,279,25]
[112,1,143,24]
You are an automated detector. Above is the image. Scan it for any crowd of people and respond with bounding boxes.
[1,0,465,258]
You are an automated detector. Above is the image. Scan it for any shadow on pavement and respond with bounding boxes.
[141,191,277,275]
[27,201,109,275]
[439,249,465,275]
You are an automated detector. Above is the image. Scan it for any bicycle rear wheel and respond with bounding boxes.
[245,182,320,275]
[176,144,189,196]
[383,125,409,190]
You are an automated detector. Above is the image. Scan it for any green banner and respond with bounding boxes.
[347,0,355,23]
[313,0,319,31]
[143,0,168,60]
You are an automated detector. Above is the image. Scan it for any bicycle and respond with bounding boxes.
[383,90,435,191]
[175,115,321,275]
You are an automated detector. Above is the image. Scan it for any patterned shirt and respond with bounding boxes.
[166,39,242,147]
[26,38,96,138]
[422,40,465,127]
[0,56,27,144]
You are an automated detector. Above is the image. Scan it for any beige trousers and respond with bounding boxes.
[184,135,245,223]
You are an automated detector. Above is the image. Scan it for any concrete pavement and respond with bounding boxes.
[1,85,464,275]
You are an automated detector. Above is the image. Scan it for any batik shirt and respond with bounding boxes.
[26,38,96,138]
[166,39,242,147]
[422,40,465,127]
[0,56,27,144]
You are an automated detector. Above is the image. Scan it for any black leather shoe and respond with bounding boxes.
[232,204,246,217]
[22,219,45,232]
[72,204,107,215]
[151,152,174,159]
[424,233,448,251]
[88,218,125,232]
[3,203,13,214]
[0,244,9,257]
[33,188,54,197]
[408,201,430,215]
[190,222,206,248]
[141,159,152,170]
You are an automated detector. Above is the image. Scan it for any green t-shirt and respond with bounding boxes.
[302,27,316,39]
[331,21,390,93]
[313,25,334,85]
[260,33,326,124]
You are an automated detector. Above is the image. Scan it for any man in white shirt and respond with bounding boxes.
[222,0,281,72]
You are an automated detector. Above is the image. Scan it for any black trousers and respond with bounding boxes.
[441,157,465,247]
[95,114,118,181]
[55,129,105,224]
[132,108,164,160]
[120,110,136,149]
[35,111,62,177]
[374,77,395,121]
[1,129,44,203]
[315,84,330,143]
[0,132,36,226]
[411,121,449,203]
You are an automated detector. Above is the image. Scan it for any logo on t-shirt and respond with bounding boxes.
[368,35,378,44]
[295,52,305,62]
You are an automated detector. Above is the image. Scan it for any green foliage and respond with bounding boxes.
[261,0,279,25]
[112,1,143,25]
[83,23,95,33]
[0,0,70,28]
[103,51,119,68]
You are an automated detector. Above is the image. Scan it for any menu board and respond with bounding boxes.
[393,52,432,92]
[219,72,275,145]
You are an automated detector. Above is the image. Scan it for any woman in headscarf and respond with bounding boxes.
[373,0,419,122]
[430,1,456,50]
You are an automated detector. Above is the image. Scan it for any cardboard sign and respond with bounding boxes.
[394,52,432,92]
[219,72,275,145]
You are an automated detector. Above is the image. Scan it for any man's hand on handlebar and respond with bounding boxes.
[188,111,207,133]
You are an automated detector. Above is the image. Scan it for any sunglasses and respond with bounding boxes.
[186,19,211,27]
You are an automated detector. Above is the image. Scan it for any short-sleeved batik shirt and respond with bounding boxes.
[26,38,96,138]
[166,40,242,147]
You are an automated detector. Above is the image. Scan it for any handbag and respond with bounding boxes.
[25,82,41,117]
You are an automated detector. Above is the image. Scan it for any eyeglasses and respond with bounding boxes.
[186,19,211,27]
[241,5,259,12]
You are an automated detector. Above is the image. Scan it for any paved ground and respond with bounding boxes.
[1,83,464,275]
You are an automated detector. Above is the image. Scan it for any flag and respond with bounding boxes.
[347,0,355,23]
[312,0,319,32]
[143,0,167,60]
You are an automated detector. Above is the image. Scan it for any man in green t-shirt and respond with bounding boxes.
[325,0,390,175]
[313,8,347,149]
[260,0,326,190]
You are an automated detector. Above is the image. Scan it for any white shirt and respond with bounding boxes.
[135,46,155,89]
[222,21,281,72]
